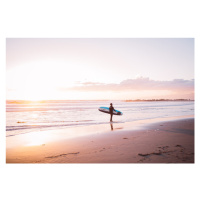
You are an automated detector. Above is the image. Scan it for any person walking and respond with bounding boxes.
[109,103,116,122]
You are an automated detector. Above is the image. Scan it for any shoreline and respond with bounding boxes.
[6,115,194,163]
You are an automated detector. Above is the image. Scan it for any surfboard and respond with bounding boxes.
[98,107,123,115]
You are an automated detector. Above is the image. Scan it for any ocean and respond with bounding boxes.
[6,100,194,137]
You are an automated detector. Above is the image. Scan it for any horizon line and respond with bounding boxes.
[6,98,194,102]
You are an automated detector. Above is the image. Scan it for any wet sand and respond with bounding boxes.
[6,116,194,163]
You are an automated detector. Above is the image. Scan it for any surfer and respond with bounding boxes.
[109,103,115,122]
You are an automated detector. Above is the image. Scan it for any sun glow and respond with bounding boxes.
[7,60,114,100]
[7,61,76,100]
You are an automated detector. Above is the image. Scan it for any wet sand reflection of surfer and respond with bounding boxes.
[110,123,113,130]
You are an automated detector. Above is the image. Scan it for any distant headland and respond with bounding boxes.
[124,99,194,102]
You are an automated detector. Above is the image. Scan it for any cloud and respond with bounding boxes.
[119,77,194,91]
[59,77,194,93]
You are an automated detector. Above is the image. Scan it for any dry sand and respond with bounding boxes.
[6,116,194,163]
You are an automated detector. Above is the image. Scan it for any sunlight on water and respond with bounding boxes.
[25,133,51,146]
[6,100,194,137]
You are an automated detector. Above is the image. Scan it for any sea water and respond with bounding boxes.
[6,100,194,137]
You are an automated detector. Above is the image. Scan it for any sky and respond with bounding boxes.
[6,38,194,100]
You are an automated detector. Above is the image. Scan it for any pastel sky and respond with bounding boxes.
[6,38,194,100]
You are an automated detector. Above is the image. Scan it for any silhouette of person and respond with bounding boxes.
[109,103,115,122]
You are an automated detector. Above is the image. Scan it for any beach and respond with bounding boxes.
[6,116,194,163]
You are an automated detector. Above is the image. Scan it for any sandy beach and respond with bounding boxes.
[6,116,194,163]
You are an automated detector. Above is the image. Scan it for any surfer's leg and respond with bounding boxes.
[110,114,113,122]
